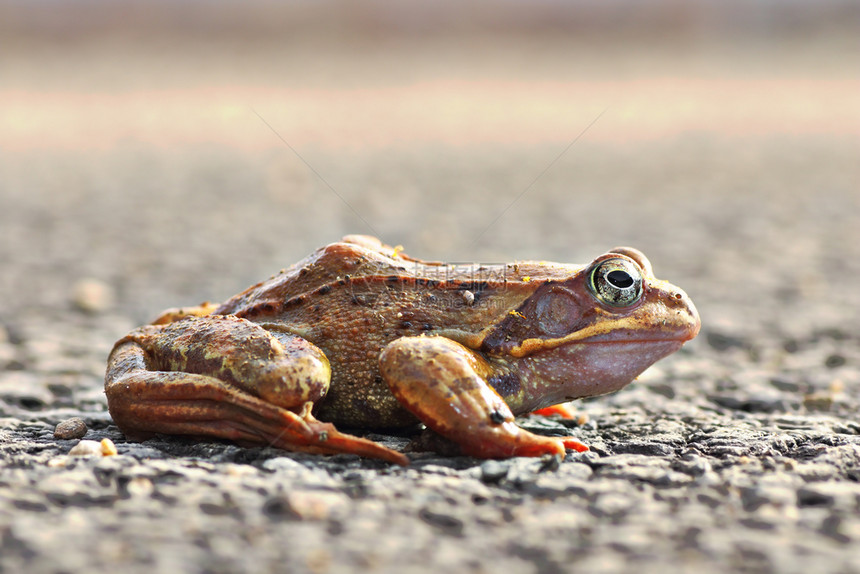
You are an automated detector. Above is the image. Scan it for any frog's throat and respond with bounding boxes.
[508,316,685,359]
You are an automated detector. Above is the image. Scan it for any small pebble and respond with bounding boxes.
[54,417,88,440]
[100,438,118,456]
[125,477,154,497]
[263,491,348,521]
[480,460,510,483]
[72,278,114,313]
[67,438,118,457]
[69,440,103,456]
[804,392,834,411]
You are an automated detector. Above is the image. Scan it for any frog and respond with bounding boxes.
[105,235,700,465]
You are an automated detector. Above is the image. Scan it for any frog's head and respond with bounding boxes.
[481,247,700,405]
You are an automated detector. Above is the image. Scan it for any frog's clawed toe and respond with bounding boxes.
[309,428,410,466]
[459,429,588,459]
[267,404,409,465]
[562,438,589,453]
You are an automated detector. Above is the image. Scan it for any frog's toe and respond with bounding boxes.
[530,404,579,420]
[151,302,221,324]
[312,428,410,466]
[460,425,588,458]
[561,438,589,453]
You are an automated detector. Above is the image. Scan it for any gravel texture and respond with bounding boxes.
[2,7,860,574]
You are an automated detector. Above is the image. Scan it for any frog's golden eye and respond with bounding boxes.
[588,258,643,308]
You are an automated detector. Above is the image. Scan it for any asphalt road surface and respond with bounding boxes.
[2,9,859,574]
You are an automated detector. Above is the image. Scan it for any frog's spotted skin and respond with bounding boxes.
[105,235,700,464]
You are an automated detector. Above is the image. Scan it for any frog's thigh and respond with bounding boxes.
[379,336,587,459]
[129,315,331,409]
[106,339,302,443]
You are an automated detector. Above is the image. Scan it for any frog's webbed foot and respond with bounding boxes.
[380,337,588,459]
[105,316,408,466]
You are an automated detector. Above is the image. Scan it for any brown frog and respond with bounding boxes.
[105,235,700,465]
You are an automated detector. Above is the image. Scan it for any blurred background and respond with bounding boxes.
[1,0,858,334]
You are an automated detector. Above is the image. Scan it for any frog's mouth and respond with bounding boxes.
[509,313,700,358]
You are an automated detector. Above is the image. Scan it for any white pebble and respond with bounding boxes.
[69,440,103,456]
[72,279,115,313]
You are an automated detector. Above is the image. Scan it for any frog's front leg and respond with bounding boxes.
[379,336,588,459]
[105,315,408,465]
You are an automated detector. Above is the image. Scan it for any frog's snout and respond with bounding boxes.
[674,287,701,342]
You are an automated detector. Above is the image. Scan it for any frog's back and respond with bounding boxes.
[214,236,582,427]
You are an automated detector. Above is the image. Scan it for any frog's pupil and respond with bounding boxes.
[606,270,633,289]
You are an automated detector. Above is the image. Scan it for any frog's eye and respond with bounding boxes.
[588,258,643,308]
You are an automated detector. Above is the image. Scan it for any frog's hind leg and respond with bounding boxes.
[379,336,588,459]
[105,316,408,465]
